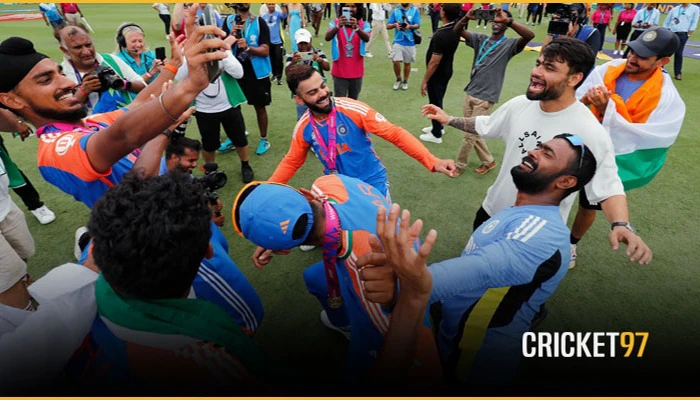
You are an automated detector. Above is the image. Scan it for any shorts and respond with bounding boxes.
[579,189,602,211]
[391,43,416,63]
[238,76,272,107]
[616,23,632,41]
[194,106,247,152]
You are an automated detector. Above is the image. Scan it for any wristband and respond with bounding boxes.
[158,93,179,122]
[144,72,153,80]
[507,18,514,27]
[78,86,89,97]
[163,63,178,74]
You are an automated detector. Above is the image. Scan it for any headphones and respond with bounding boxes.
[116,22,144,49]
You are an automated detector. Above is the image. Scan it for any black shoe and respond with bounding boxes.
[242,164,254,183]
[530,303,549,330]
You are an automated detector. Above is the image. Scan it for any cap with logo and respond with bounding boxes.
[295,28,312,44]
[627,27,680,58]
[232,181,315,251]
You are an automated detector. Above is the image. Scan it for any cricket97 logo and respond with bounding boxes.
[522,332,649,358]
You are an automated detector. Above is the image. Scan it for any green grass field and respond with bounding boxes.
[1,4,699,392]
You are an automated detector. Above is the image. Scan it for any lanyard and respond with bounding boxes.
[35,121,99,138]
[476,36,506,67]
[308,107,338,173]
[341,25,357,44]
[322,200,343,308]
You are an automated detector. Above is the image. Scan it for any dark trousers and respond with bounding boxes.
[623,30,644,58]
[427,78,450,138]
[324,3,332,19]
[270,42,284,80]
[473,206,491,232]
[159,14,171,35]
[0,138,43,211]
[429,9,440,34]
[594,23,607,52]
[332,77,363,100]
[674,32,689,76]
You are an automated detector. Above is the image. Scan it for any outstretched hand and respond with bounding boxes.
[433,159,456,177]
[609,228,653,265]
[421,104,451,125]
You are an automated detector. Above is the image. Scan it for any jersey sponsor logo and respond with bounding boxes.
[482,219,499,234]
[375,112,386,122]
[280,219,290,235]
[55,134,77,156]
[337,142,352,155]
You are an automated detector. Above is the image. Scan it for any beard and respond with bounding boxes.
[304,93,333,114]
[510,156,561,195]
[526,77,567,101]
[32,102,88,123]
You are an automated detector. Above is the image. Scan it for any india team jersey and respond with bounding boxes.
[36,110,139,208]
[309,174,440,377]
[428,205,570,383]
[270,98,439,196]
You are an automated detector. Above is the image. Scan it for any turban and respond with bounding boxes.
[0,37,49,93]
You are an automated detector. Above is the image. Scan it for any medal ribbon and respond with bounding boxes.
[322,200,343,308]
[308,107,338,173]
[341,25,357,46]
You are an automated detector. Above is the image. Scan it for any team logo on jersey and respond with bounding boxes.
[482,219,500,234]
[517,131,543,155]
[375,112,386,122]
[55,134,76,156]
[337,124,348,136]
[250,34,257,43]
[280,219,290,235]
[642,30,657,42]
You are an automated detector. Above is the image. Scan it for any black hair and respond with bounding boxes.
[166,137,202,160]
[286,63,317,96]
[54,23,90,44]
[553,133,597,198]
[442,4,461,22]
[542,36,596,89]
[88,171,212,299]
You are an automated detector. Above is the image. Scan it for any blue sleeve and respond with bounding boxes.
[652,10,660,25]
[428,226,563,303]
[329,19,336,29]
[414,8,421,27]
[388,10,397,24]
[691,7,699,31]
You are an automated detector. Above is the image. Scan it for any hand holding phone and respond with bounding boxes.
[201,4,222,82]
[155,46,166,61]
[342,7,351,20]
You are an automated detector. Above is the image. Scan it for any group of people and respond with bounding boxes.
[0,1,690,395]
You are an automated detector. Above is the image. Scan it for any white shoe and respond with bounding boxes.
[31,205,56,225]
[245,130,249,136]
[569,243,577,269]
[74,226,88,261]
[392,79,401,90]
[365,52,374,58]
[401,81,408,91]
[320,310,351,340]
[422,126,444,135]
[419,132,442,144]
[300,245,316,252]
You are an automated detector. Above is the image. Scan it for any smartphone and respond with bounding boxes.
[299,51,314,61]
[473,9,497,21]
[342,7,351,19]
[201,4,222,82]
[155,47,166,61]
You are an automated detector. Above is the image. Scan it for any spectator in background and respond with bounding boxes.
[543,4,601,55]
[419,4,461,144]
[526,3,538,25]
[366,3,392,58]
[58,25,146,114]
[624,3,660,58]
[285,29,330,119]
[287,3,306,52]
[428,3,441,34]
[152,3,171,36]
[58,3,83,26]
[309,3,325,37]
[451,8,534,176]
[476,3,490,29]
[613,3,636,56]
[39,3,65,30]
[591,3,612,53]
[663,2,699,80]
[114,23,164,86]
[326,3,370,100]
[388,3,421,91]
[262,3,287,85]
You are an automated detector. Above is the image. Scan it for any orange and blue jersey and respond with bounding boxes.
[36,110,140,208]
[302,174,440,378]
[269,97,440,196]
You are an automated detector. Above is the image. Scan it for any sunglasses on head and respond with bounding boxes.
[562,134,585,173]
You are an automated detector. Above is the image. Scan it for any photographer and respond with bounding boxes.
[325,3,370,100]
[542,3,601,56]
[223,3,273,156]
[623,3,660,58]
[387,3,420,91]
[57,24,147,115]
[285,29,330,119]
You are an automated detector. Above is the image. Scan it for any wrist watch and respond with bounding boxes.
[611,221,636,234]
[506,17,514,27]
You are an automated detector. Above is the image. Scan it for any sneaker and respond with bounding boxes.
[365,52,374,58]
[320,310,351,340]
[74,226,89,261]
[245,130,249,136]
[276,78,283,85]
[422,126,444,136]
[392,79,401,90]
[475,161,497,175]
[256,138,270,155]
[419,132,442,144]
[569,244,577,269]
[30,205,56,225]
[300,245,316,252]
[218,138,235,152]
[241,164,254,183]
[401,80,408,90]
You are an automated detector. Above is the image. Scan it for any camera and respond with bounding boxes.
[547,4,585,35]
[194,162,227,207]
[473,9,497,21]
[91,65,125,92]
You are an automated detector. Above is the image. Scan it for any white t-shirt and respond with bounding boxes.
[0,157,10,222]
[475,95,624,222]
[154,3,169,15]
[175,51,244,113]
[370,3,388,21]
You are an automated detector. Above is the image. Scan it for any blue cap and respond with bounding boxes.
[232,182,315,251]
